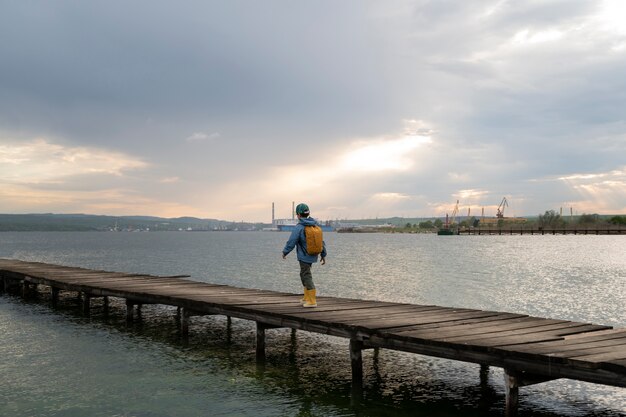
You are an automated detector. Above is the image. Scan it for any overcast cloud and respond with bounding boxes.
[1,0,625,221]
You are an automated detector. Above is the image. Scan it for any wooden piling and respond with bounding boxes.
[256,322,267,361]
[125,299,134,322]
[181,308,190,338]
[480,364,490,386]
[350,339,364,387]
[504,369,519,417]
[51,287,59,307]
[81,293,91,315]
[226,316,232,344]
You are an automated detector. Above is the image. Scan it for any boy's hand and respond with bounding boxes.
[320,257,326,265]
[282,253,287,259]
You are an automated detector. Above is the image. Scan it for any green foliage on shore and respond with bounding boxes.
[0,214,250,232]
[609,215,626,225]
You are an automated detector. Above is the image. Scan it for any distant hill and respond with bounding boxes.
[0,213,265,232]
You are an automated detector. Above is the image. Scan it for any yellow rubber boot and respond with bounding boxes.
[303,289,317,307]
[300,288,308,305]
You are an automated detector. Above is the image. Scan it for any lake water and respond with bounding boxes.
[0,231,624,416]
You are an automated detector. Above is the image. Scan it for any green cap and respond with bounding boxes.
[295,203,310,215]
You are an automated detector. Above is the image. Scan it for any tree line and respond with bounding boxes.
[398,211,626,232]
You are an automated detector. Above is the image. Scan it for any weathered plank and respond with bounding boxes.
[379,313,528,334]
[437,323,608,343]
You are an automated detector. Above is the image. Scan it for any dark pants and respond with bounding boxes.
[299,261,315,290]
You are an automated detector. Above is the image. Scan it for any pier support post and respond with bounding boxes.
[350,339,364,402]
[51,287,60,307]
[81,293,91,316]
[126,299,134,322]
[103,296,109,315]
[254,322,282,361]
[256,322,267,361]
[349,339,364,388]
[22,281,39,298]
[480,364,490,386]
[504,369,519,417]
[226,316,232,344]
[181,308,190,338]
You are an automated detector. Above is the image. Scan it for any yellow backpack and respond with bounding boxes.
[304,225,324,255]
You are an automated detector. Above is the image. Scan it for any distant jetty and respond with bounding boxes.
[457,226,626,235]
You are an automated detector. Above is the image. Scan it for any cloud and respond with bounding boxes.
[512,28,564,45]
[0,183,202,217]
[185,132,221,142]
[0,139,147,184]
[159,176,180,184]
[558,167,626,213]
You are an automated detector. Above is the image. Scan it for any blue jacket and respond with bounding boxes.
[282,217,327,263]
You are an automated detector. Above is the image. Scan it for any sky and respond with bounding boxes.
[1,0,625,222]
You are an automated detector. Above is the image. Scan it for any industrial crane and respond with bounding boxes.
[451,200,459,224]
[496,197,509,218]
[438,200,459,235]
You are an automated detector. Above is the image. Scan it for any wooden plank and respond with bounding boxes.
[250,300,399,314]
[400,317,567,340]
[180,294,303,306]
[561,328,625,340]
[97,280,221,291]
[335,307,466,324]
[379,313,528,334]
[286,305,446,321]
[472,333,566,347]
[503,335,626,355]
[41,274,190,283]
[564,351,626,373]
[242,296,374,307]
[501,330,626,353]
[433,320,591,342]
[347,307,478,322]
[61,277,187,286]
[451,324,609,347]
[364,310,514,332]
[548,344,626,360]
[569,348,626,363]
[256,298,395,310]
[5,266,144,277]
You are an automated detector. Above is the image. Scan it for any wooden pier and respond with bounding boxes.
[457,226,626,235]
[1,258,624,416]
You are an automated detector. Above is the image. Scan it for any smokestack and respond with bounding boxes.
[272,202,275,225]
[292,201,295,220]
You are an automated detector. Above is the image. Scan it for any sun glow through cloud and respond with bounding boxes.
[558,167,626,212]
[340,134,431,173]
[596,0,626,35]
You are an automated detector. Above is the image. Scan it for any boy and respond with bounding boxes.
[282,203,327,307]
